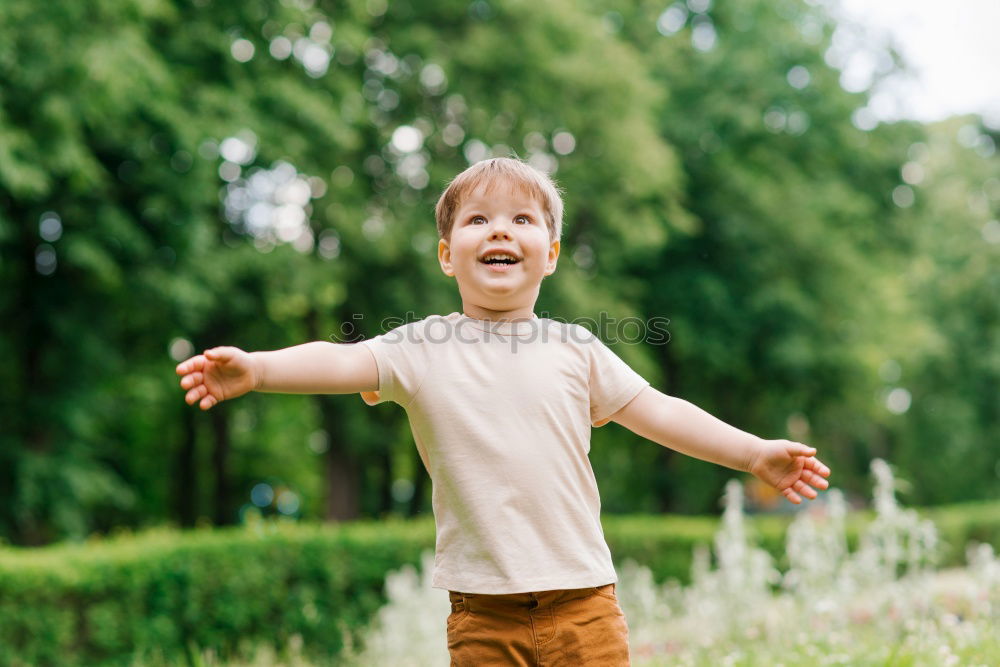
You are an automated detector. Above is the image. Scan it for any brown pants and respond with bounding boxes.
[446,583,630,666]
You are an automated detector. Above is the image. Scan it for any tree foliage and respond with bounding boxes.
[0,0,996,545]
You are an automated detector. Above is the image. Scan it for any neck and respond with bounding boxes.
[461,302,536,322]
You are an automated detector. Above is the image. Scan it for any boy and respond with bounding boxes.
[176,157,830,665]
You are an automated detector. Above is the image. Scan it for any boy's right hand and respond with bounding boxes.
[176,346,260,410]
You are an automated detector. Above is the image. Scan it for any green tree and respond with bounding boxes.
[885,118,1000,504]
[0,0,683,544]
[592,0,934,511]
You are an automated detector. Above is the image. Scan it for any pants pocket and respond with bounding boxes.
[447,592,471,630]
[591,583,617,600]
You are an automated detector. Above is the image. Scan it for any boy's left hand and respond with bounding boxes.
[749,439,831,504]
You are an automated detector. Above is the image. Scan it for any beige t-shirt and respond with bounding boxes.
[359,312,649,594]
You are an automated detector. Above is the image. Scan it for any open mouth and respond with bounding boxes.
[479,252,522,270]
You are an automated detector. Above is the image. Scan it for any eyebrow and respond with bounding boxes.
[462,210,537,218]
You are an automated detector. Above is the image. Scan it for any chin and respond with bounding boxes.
[479,288,519,301]
[469,278,516,293]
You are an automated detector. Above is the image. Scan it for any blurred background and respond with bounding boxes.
[1,0,997,548]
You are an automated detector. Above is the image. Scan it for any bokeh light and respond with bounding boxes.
[764,108,786,133]
[391,125,424,153]
[309,21,332,43]
[268,22,333,76]
[656,5,687,36]
[441,123,464,146]
[851,107,878,131]
[982,220,1000,244]
[308,430,330,454]
[552,131,576,156]
[362,216,386,240]
[886,387,912,414]
[39,212,62,242]
[879,359,902,383]
[219,132,257,165]
[463,139,489,164]
[250,483,274,508]
[786,110,810,135]
[269,36,292,60]
[523,132,545,153]
[35,244,56,275]
[318,230,341,259]
[785,413,810,440]
[223,158,320,253]
[331,165,354,187]
[169,338,194,362]
[230,38,255,63]
[892,185,915,208]
[837,50,877,93]
[572,244,594,269]
[786,65,811,90]
[527,151,558,174]
[690,16,717,52]
[420,63,447,95]
[275,489,300,515]
[901,162,925,185]
[391,479,415,503]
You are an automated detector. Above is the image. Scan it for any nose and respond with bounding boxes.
[488,219,513,241]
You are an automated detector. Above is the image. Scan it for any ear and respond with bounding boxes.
[438,238,455,276]
[543,240,560,276]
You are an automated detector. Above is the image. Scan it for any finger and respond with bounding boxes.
[805,457,831,477]
[783,488,803,504]
[180,372,203,390]
[185,385,207,405]
[788,442,817,458]
[794,480,818,499]
[205,347,233,363]
[176,355,206,375]
[802,469,829,489]
[199,394,217,410]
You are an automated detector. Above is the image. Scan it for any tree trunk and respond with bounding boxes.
[320,398,360,520]
[407,447,429,517]
[210,406,232,525]
[11,204,53,545]
[654,335,682,513]
[377,447,393,515]
[176,406,198,527]
[306,306,364,521]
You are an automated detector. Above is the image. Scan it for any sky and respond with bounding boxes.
[833,0,1000,127]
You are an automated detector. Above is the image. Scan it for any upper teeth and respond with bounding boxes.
[484,253,518,262]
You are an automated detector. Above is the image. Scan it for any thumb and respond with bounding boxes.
[205,347,234,363]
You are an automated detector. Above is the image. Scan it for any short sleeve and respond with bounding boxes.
[358,322,431,407]
[585,331,649,427]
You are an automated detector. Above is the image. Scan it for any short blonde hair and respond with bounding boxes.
[434,157,564,241]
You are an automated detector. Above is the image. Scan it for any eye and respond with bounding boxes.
[470,215,487,225]
[515,215,531,224]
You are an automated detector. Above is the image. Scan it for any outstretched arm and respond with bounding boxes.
[609,386,830,504]
[176,342,378,410]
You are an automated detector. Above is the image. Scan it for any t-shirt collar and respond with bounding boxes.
[451,311,541,336]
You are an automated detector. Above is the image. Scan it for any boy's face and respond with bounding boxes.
[438,182,560,318]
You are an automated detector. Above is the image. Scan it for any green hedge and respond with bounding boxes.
[0,519,434,666]
[1,502,997,666]
[606,500,1000,579]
